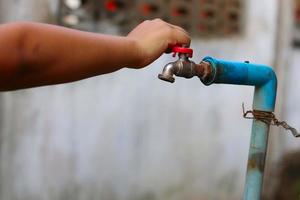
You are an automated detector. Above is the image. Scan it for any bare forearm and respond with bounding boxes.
[0,19,190,91]
[0,22,139,90]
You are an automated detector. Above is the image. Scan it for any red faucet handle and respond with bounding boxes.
[172,46,193,58]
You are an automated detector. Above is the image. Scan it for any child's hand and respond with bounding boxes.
[127,18,191,68]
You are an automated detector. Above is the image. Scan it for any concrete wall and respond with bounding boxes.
[0,0,279,199]
[282,50,300,151]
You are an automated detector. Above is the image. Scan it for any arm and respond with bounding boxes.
[0,19,190,91]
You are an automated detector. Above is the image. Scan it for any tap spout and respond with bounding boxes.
[158,62,178,83]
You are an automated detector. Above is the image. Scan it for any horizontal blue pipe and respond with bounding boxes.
[201,56,277,200]
[202,56,277,111]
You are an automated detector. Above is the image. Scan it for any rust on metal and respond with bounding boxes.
[247,152,266,172]
[196,61,213,82]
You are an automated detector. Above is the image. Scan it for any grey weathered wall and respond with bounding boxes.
[0,0,279,200]
[282,49,300,151]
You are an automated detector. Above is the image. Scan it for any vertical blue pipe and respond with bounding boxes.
[201,57,277,200]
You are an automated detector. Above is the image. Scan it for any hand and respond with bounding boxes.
[127,18,191,68]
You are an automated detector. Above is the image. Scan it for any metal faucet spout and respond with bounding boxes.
[158,62,178,83]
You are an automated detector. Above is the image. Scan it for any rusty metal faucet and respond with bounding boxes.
[158,46,213,83]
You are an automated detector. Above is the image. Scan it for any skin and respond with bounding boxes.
[0,18,190,91]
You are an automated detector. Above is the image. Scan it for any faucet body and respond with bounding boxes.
[158,54,196,83]
[158,53,212,83]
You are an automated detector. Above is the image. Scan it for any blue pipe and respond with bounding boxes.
[201,56,277,200]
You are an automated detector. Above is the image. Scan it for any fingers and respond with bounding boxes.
[163,26,191,54]
[151,19,191,46]
[126,18,192,67]
[154,19,191,48]
[171,27,191,46]
[167,22,189,37]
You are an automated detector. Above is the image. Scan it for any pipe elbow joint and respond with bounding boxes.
[255,67,277,111]
[263,68,277,88]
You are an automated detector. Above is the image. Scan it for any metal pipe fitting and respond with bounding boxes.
[158,53,212,83]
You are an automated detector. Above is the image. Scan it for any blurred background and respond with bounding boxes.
[0,0,299,199]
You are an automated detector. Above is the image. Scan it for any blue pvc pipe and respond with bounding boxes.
[201,56,277,200]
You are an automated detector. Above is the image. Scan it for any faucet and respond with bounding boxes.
[157,48,281,200]
[158,46,213,83]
